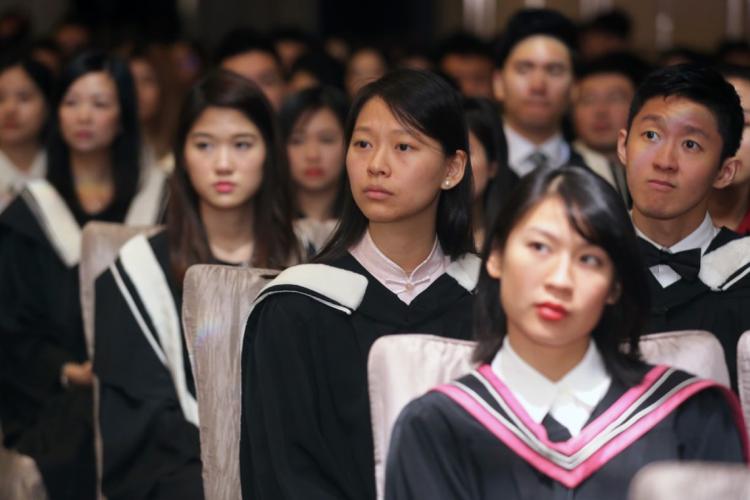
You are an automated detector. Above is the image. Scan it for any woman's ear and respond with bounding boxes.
[485,249,503,279]
[606,282,622,305]
[441,150,467,190]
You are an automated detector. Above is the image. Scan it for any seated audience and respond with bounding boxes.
[0,50,161,500]
[386,165,748,500]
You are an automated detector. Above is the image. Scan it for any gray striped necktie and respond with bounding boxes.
[528,151,549,171]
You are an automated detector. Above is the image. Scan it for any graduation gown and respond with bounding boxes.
[640,229,750,388]
[0,176,167,500]
[240,252,481,500]
[92,230,202,500]
[0,149,46,209]
[385,363,748,500]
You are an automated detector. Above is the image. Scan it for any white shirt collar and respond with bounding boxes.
[635,213,719,289]
[490,336,611,436]
[635,213,718,255]
[349,230,448,304]
[503,123,570,177]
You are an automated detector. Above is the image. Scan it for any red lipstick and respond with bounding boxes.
[214,181,235,194]
[536,302,568,321]
[304,167,325,178]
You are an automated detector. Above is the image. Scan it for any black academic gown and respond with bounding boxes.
[240,252,479,500]
[92,230,203,500]
[0,194,128,500]
[0,178,166,500]
[639,229,750,389]
[385,363,747,500]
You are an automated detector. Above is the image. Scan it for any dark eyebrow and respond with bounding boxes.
[637,114,665,126]
[681,125,709,139]
[527,226,559,242]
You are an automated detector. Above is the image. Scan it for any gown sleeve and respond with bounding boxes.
[385,392,476,500]
[241,295,360,500]
[0,228,78,394]
[675,386,747,463]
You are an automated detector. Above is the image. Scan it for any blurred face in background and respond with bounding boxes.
[441,53,494,99]
[59,71,120,155]
[222,50,285,110]
[494,35,573,141]
[573,72,634,154]
[0,66,47,147]
[345,48,387,98]
[726,76,750,188]
[130,58,161,124]
[288,107,345,195]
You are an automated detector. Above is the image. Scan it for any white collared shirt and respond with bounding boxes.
[349,231,449,305]
[490,337,611,437]
[635,213,718,288]
[504,123,571,178]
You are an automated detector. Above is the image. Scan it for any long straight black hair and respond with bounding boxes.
[167,69,299,283]
[473,165,650,386]
[315,69,475,262]
[46,50,140,216]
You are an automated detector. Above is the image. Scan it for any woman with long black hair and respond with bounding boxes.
[240,69,479,500]
[0,50,164,500]
[93,69,299,500]
[386,166,748,499]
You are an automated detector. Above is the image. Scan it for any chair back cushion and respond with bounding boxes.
[182,264,278,500]
[80,221,161,358]
[628,461,750,500]
[737,330,750,440]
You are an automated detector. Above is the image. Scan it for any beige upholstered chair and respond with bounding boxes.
[628,461,750,499]
[738,330,750,440]
[368,330,730,500]
[0,431,48,500]
[182,264,278,500]
[79,221,161,500]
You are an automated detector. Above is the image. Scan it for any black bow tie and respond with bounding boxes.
[637,238,702,282]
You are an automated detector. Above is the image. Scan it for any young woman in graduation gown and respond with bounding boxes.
[240,69,480,500]
[280,85,349,255]
[92,69,300,500]
[0,51,166,500]
[385,166,749,500]
[0,54,54,208]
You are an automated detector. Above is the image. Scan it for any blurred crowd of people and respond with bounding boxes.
[2,5,750,500]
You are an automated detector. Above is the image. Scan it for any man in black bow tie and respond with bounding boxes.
[618,63,750,388]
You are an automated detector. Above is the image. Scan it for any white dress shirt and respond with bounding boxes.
[349,231,449,305]
[635,213,718,288]
[504,123,571,178]
[490,337,611,437]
